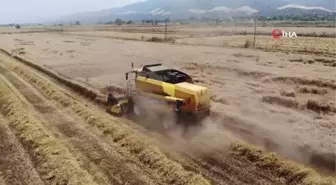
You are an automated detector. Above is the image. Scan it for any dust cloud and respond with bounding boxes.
[135,99,332,171]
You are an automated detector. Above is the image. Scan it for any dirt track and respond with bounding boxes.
[0,47,334,185]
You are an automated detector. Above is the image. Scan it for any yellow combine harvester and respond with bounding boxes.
[107,63,211,122]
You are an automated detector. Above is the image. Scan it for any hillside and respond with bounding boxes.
[58,0,282,22]
[57,0,335,23]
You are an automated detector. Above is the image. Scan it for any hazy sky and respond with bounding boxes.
[0,0,144,24]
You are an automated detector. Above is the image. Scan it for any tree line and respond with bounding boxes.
[259,14,335,21]
[104,18,170,25]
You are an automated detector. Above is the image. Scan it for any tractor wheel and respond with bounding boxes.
[126,97,135,114]
[119,104,125,115]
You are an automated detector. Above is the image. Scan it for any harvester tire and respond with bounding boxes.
[126,97,135,114]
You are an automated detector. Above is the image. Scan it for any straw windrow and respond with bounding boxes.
[0,77,96,185]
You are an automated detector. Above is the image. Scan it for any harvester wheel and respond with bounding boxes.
[126,97,134,114]
[119,104,125,115]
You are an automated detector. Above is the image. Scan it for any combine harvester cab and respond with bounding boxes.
[126,63,211,122]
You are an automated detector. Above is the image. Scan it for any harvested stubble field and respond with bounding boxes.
[176,35,336,57]
[42,24,336,36]
[60,25,335,57]
[63,31,189,42]
[0,25,335,185]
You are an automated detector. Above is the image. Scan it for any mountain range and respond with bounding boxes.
[58,0,336,23]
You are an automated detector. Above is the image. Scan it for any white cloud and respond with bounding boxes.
[150,8,171,15]
[188,9,207,14]
[210,6,231,12]
[119,11,137,15]
[278,4,332,12]
[150,8,162,14]
[236,6,259,14]
[188,6,258,15]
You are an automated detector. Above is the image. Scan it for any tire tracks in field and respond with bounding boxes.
[0,116,45,185]
[157,139,287,185]
[0,63,164,185]
[189,155,284,185]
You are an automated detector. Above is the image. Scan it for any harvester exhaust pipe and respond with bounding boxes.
[131,62,134,68]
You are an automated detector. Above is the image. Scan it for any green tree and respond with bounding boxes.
[115,18,123,25]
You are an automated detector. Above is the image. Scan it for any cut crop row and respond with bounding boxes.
[0,76,96,185]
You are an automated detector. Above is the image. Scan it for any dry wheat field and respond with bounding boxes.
[0,24,335,185]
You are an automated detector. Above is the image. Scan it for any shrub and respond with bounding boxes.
[244,40,251,48]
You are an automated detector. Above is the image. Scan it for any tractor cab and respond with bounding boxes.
[132,63,193,84]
